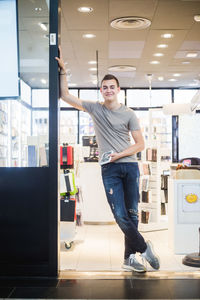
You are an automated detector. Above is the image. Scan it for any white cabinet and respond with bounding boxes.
[168,178,200,254]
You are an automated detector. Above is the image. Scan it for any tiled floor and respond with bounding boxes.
[0,277,200,299]
[1,225,199,299]
[60,224,199,273]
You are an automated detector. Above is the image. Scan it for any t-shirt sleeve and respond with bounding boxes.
[82,100,97,113]
[128,110,140,131]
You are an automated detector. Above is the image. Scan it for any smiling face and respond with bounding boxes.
[100,79,120,102]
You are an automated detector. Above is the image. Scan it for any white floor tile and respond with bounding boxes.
[60,224,199,273]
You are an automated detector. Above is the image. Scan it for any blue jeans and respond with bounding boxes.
[101,162,147,259]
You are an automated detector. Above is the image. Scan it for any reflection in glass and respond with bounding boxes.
[0,0,50,167]
[60,111,78,144]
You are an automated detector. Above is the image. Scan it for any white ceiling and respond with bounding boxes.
[19,0,200,88]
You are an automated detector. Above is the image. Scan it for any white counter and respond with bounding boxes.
[79,162,115,223]
[168,178,200,254]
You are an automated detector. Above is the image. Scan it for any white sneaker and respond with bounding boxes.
[122,254,146,273]
[141,240,160,270]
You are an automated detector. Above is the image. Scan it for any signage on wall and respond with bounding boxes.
[0,0,19,97]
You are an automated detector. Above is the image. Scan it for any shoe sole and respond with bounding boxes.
[122,264,146,273]
[145,240,160,270]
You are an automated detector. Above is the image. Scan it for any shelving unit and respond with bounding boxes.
[138,108,171,232]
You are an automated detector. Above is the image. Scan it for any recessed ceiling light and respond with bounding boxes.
[186,52,198,58]
[89,67,97,71]
[157,44,168,48]
[161,33,174,38]
[41,79,47,84]
[110,16,151,30]
[150,60,160,64]
[39,22,48,31]
[168,78,177,82]
[78,7,93,13]
[194,15,200,22]
[108,65,136,71]
[158,76,164,81]
[153,53,164,57]
[173,73,181,77]
[35,7,42,11]
[182,61,190,64]
[82,33,96,39]
[68,83,77,87]
[88,61,96,65]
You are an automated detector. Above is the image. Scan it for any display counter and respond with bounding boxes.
[79,162,115,223]
[168,178,200,254]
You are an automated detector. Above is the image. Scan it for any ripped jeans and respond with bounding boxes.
[101,162,147,259]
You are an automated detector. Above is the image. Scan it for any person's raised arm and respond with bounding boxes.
[55,46,84,111]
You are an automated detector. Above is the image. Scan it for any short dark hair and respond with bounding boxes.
[101,74,120,87]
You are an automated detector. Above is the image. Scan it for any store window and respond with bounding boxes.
[60,111,78,144]
[0,0,49,167]
[127,89,171,107]
[60,89,78,107]
[174,89,198,104]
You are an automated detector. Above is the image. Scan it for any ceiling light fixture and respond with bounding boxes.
[83,33,96,39]
[89,67,97,71]
[110,16,151,30]
[194,15,200,22]
[41,79,47,84]
[153,53,164,57]
[35,7,42,11]
[186,52,198,58]
[108,65,136,71]
[168,78,177,82]
[158,76,164,81]
[88,61,96,65]
[39,22,48,31]
[150,60,160,64]
[173,73,181,77]
[78,7,93,13]
[162,33,174,38]
[157,44,168,48]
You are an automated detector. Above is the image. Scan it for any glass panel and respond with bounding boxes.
[20,80,31,105]
[60,111,78,144]
[60,89,78,107]
[79,111,95,145]
[0,0,50,167]
[127,89,171,107]
[174,89,198,104]
[179,114,200,160]
[32,90,49,108]
[0,100,8,167]
[80,89,101,101]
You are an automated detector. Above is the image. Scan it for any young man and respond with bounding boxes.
[56,48,160,273]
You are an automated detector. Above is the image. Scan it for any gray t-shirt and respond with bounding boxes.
[82,101,140,163]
